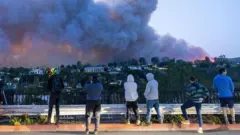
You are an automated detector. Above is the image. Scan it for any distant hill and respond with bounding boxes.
[228,57,240,63]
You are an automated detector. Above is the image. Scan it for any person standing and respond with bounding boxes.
[47,68,64,125]
[181,76,209,134]
[84,75,103,135]
[213,68,235,124]
[124,74,141,125]
[144,73,163,125]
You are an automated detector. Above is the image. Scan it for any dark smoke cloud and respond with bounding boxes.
[0,0,209,67]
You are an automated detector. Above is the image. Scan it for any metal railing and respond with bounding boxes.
[2,89,240,105]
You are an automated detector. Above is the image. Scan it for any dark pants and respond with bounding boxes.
[47,93,60,124]
[85,100,101,131]
[126,101,140,121]
[181,100,203,127]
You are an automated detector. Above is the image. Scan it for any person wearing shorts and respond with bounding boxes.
[213,68,235,124]
[84,75,103,135]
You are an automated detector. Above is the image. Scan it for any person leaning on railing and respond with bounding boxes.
[84,75,103,135]
[213,68,236,124]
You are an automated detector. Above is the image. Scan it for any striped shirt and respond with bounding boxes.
[186,82,209,103]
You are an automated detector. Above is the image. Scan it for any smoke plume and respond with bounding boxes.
[0,0,209,67]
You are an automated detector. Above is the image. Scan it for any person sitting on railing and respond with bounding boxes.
[124,74,141,125]
[144,73,163,125]
[213,68,235,124]
[181,76,209,134]
[47,68,64,125]
[84,75,103,135]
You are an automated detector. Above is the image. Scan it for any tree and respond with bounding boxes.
[139,57,147,65]
[130,59,139,66]
[77,61,82,68]
[151,57,160,65]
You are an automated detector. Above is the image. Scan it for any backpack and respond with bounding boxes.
[52,75,63,92]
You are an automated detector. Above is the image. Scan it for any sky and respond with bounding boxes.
[149,0,240,58]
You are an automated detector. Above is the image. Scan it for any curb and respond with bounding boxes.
[0,124,240,132]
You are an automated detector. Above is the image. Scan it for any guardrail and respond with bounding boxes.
[2,89,240,105]
[1,104,240,123]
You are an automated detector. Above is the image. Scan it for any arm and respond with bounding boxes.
[229,77,235,94]
[144,83,151,98]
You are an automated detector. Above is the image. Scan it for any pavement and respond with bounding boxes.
[1,131,240,135]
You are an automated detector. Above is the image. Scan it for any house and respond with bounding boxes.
[128,66,142,70]
[29,68,44,75]
[84,67,105,73]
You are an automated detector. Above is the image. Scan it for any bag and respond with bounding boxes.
[52,75,62,92]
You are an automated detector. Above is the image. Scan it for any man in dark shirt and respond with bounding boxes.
[84,75,103,135]
[47,68,64,125]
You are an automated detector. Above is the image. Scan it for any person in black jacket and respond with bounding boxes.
[47,68,64,125]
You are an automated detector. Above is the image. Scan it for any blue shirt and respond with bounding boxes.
[213,75,234,98]
[84,82,103,100]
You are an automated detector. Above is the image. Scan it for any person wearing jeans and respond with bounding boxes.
[84,75,103,135]
[144,73,163,124]
[124,74,140,125]
[181,76,209,134]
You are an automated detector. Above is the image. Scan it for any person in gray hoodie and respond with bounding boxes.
[124,74,141,125]
[84,75,103,135]
[144,73,163,124]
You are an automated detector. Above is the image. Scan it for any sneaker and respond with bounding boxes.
[198,128,203,134]
[85,130,89,135]
[94,130,98,135]
[159,119,164,124]
[181,120,190,125]
[146,121,152,126]
[136,120,141,125]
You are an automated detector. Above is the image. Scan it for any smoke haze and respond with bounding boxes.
[0,0,209,67]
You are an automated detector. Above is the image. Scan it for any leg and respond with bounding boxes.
[228,98,235,123]
[146,100,154,123]
[55,95,60,124]
[47,94,54,123]
[195,103,203,128]
[181,100,194,121]
[132,101,140,121]
[94,101,101,132]
[85,102,94,131]
[153,100,162,122]
[220,98,229,124]
[126,102,131,122]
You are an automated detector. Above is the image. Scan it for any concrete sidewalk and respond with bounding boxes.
[1,131,240,135]
[0,124,240,132]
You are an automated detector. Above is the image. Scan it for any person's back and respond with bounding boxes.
[124,75,138,102]
[186,82,209,103]
[85,81,103,101]
[213,74,234,98]
[85,75,103,135]
[144,73,159,100]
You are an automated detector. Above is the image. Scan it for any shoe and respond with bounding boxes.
[85,130,89,135]
[146,121,152,126]
[159,119,164,124]
[94,130,98,135]
[181,120,190,125]
[136,120,141,125]
[226,121,230,125]
[198,128,203,134]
